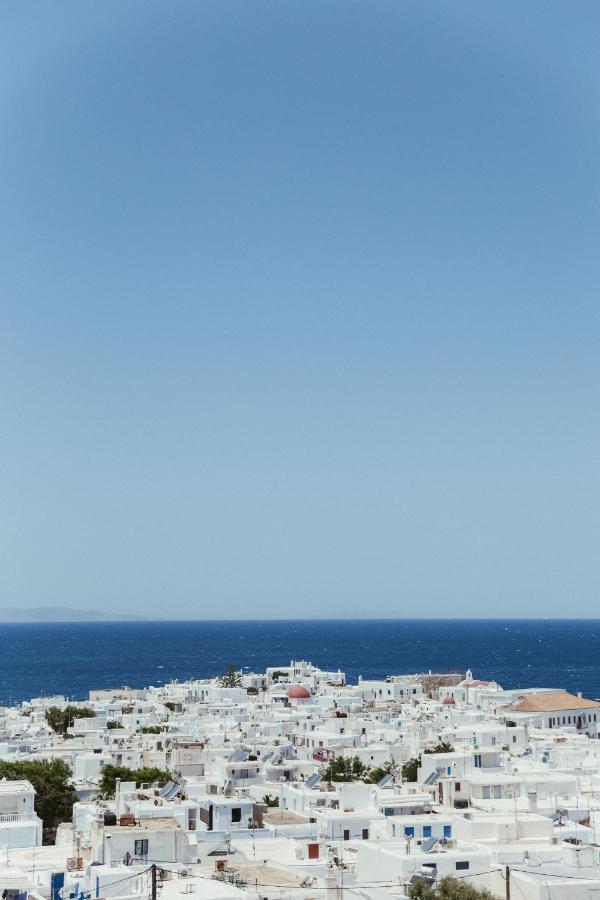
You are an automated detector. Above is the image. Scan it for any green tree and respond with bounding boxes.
[262,794,279,808]
[100,764,173,798]
[402,758,420,782]
[271,671,288,682]
[0,759,75,833]
[424,741,454,754]
[218,664,242,688]
[365,762,392,784]
[409,876,493,899]
[322,755,368,782]
[45,705,96,734]
[140,725,166,734]
[107,720,121,729]
[402,743,454,783]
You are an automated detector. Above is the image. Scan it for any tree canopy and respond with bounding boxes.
[0,759,75,831]
[425,741,454,754]
[218,664,242,687]
[402,758,420,782]
[45,705,96,734]
[100,764,173,798]
[321,757,395,784]
[322,756,368,782]
[366,762,393,784]
[402,742,454,783]
[409,876,493,900]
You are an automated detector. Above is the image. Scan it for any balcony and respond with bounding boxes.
[0,814,20,823]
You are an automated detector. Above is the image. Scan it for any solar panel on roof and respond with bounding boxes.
[376,773,393,789]
[230,749,246,762]
[421,837,438,852]
[423,772,439,785]
[305,773,321,790]
[163,783,180,800]
[159,780,176,797]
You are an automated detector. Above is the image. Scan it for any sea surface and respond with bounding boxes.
[0,618,599,705]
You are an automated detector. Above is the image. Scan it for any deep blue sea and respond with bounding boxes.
[1,619,599,705]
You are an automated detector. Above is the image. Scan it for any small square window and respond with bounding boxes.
[134,839,148,857]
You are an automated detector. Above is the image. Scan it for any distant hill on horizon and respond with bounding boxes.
[0,606,143,623]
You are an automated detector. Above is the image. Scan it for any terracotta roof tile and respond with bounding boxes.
[507,691,600,713]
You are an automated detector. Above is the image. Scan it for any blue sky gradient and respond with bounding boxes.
[1,1,599,617]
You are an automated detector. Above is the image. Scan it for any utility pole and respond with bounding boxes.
[505,864,510,900]
[151,864,157,900]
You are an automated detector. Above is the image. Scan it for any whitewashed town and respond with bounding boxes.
[1,663,600,900]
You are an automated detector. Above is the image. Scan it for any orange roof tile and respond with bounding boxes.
[507,691,600,713]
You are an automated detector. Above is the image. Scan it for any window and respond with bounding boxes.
[404,826,415,837]
[512,735,517,743]
[443,825,452,838]
[362,829,369,840]
[423,826,432,838]
[343,829,350,841]
[134,839,148,857]
[491,737,496,745]
[474,754,482,768]
[455,782,461,792]
[455,861,469,871]
[231,807,242,823]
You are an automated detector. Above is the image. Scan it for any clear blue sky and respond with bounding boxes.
[1,1,599,619]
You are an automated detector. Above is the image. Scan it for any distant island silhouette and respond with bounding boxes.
[0,606,143,622]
